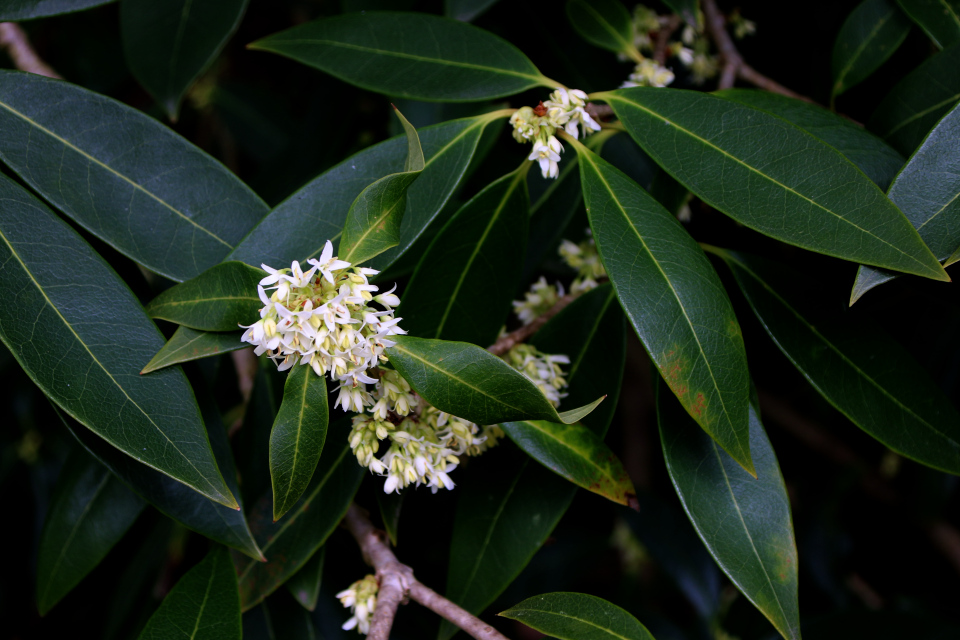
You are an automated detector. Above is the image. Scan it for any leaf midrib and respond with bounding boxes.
[342,174,414,263]
[0,99,233,249]
[434,171,524,338]
[607,94,939,276]
[276,370,313,512]
[577,1,632,52]
[188,550,218,640]
[582,152,742,452]
[883,92,960,138]
[509,609,633,640]
[834,5,896,93]
[151,295,260,308]
[520,421,622,491]
[260,38,542,83]
[0,225,228,504]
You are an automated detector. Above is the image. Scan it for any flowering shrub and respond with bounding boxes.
[2,1,960,639]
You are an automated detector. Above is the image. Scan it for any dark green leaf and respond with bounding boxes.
[500,592,656,640]
[60,398,264,560]
[0,0,113,20]
[0,174,237,508]
[603,87,948,281]
[236,420,364,611]
[270,365,328,521]
[712,248,960,475]
[501,420,637,507]
[261,590,318,639]
[138,546,241,640]
[896,0,960,48]
[0,71,268,282]
[662,0,698,26]
[524,157,584,282]
[444,0,501,22]
[229,114,505,272]
[145,262,264,332]
[853,101,960,301]
[141,327,247,374]
[285,548,324,612]
[572,139,754,475]
[716,89,904,190]
[659,383,800,640]
[377,490,404,547]
[37,447,145,615]
[340,108,424,265]
[120,0,249,119]
[566,0,636,56]
[249,12,554,102]
[868,43,960,155]
[441,452,578,640]
[400,166,529,346]
[831,0,911,101]
[440,285,625,640]
[386,336,603,426]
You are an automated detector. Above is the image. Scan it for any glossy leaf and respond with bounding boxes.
[386,336,603,426]
[145,262,265,332]
[440,286,625,639]
[896,0,960,48]
[572,139,754,475]
[285,548,324,612]
[138,546,241,640]
[121,0,249,119]
[399,166,529,346]
[868,43,960,155]
[141,327,247,374]
[229,113,505,272]
[0,0,113,20]
[339,109,424,265]
[524,157,584,281]
[270,365,329,521]
[566,0,636,56]
[0,174,237,508]
[713,248,960,475]
[37,448,145,615]
[716,89,904,190]
[236,420,364,611]
[249,12,554,102]
[500,592,656,640]
[501,420,637,508]
[60,400,264,560]
[853,102,960,301]
[444,0,501,22]
[659,383,800,640]
[0,71,268,282]
[603,87,948,281]
[831,0,911,101]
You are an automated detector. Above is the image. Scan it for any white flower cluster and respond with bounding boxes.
[240,241,405,411]
[337,574,378,634]
[510,88,601,179]
[512,276,565,326]
[559,233,607,294]
[347,348,567,494]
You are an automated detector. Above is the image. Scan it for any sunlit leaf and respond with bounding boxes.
[0,71,268,282]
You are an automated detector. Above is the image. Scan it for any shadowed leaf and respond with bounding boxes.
[145,262,265,332]
[500,592,656,640]
[831,0,911,101]
[141,327,247,374]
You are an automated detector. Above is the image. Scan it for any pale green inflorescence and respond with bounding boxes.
[337,574,379,634]
[510,87,601,179]
[242,241,571,496]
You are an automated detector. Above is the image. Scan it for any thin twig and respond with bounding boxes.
[700,0,814,102]
[488,292,579,356]
[0,22,61,79]
[342,504,511,640]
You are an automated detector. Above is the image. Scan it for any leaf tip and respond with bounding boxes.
[627,493,640,512]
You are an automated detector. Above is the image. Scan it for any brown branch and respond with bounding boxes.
[342,504,511,640]
[653,15,682,65]
[700,0,814,102]
[488,291,580,356]
[0,23,61,79]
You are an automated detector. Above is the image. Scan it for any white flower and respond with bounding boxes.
[623,58,675,89]
[338,575,379,634]
[529,135,563,179]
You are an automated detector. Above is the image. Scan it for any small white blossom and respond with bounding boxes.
[622,58,675,88]
[528,135,563,179]
[337,575,379,635]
